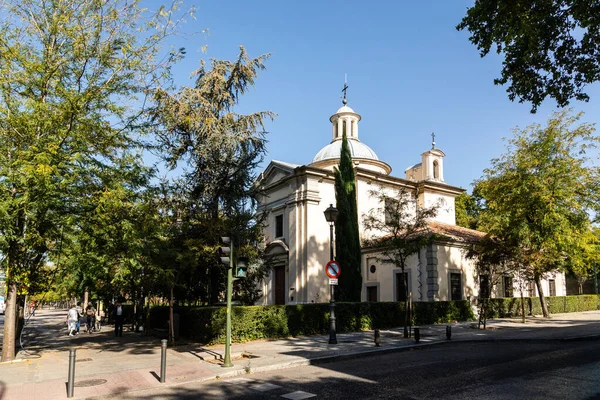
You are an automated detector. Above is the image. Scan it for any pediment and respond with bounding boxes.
[257,160,300,187]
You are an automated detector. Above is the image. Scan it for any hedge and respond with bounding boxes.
[148,300,474,345]
[482,294,600,318]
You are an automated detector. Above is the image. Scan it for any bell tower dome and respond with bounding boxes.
[310,83,391,175]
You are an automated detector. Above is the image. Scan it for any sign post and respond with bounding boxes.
[325,260,341,345]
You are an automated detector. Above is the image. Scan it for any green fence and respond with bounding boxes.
[148,300,474,345]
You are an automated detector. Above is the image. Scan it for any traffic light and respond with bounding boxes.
[219,236,231,266]
[236,257,248,279]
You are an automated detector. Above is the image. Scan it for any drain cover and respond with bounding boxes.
[74,379,107,387]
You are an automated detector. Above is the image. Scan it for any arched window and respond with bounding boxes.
[433,160,440,179]
[351,120,355,137]
[342,120,347,137]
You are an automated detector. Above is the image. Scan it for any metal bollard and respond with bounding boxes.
[67,348,76,398]
[160,339,167,383]
[374,329,380,347]
[414,327,420,343]
[446,325,452,340]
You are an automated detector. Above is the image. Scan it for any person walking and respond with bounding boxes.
[114,301,124,337]
[85,304,96,333]
[76,302,83,334]
[67,305,78,336]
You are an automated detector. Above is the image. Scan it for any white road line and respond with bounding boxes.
[281,391,317,400]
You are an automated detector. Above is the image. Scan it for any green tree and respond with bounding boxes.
[363,188,438,337]
[474,110,599,317]
[0,0,187,361]
[454,191,483,230]
[457,0,600,112]
[151,46,274,306]
[334,131,362,302]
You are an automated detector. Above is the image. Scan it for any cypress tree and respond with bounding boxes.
[334,129,363,302]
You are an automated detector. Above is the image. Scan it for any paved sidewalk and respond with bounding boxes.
[0,308,599,400]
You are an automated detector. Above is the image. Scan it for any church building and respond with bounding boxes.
[255,94,566,306]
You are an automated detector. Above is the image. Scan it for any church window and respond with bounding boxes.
[275,214,283,238]
[370,265,377,274]
[351,120,355,137]
[342,120,347,137]
[433,160,440,179]
[548,279,556,296]
[479,275,490,299]
[503,276,513,298]
[367,286,378,302]
[450,273,462,300]
[396,272,409,302]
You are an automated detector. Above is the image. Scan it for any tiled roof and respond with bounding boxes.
[427,221,486,243]
[363,221,485,248]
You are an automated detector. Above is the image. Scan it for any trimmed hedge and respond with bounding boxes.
[148,300,474,345]
[483,294,600,318]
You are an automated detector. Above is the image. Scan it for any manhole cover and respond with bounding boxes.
[74,379,107,388]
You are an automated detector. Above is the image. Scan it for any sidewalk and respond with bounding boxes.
[0,308,599,400]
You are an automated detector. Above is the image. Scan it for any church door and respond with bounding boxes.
[274,266,286,305]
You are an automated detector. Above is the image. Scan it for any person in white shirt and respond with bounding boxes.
[67,305,79,336]
[114,301,124,337]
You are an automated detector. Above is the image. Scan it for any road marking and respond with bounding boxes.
[249,382,282,391]
[281,391,317,399]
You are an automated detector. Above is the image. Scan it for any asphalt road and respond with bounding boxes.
[98,340,600,400]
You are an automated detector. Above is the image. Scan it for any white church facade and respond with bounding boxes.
[255,97,566,306]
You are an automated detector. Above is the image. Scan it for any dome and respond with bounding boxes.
[335,105,356,114]
[312,139,379,163]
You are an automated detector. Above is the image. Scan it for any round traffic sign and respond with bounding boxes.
[325,260,341,279]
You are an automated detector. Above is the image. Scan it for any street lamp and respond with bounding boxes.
[323,203,339,345]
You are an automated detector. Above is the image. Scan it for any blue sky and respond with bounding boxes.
[162,0,600,192]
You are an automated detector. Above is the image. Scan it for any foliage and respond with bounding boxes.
[454,191,483,230]
[456,0,600,112]
[150,47,274,305]
[473,109,600,317]
[457,0,600,112]
[362,188,439,336]
[0,0,188,361]
[334,131,362,301]
[147,300,475,344]
[482,294,600,318]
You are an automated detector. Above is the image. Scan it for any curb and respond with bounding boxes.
[63,334,600,399]
[150,334,600,385]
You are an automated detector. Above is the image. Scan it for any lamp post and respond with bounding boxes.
[323,203,339,345]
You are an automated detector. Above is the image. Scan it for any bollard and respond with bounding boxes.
[374,329,380,347]
[446,325,452,340]
[67,348,76,398]
[160,339,167,383]
[414,327,420,343]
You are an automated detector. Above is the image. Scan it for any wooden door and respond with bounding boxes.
[274,266,285,305]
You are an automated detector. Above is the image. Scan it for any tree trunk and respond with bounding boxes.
[403,267,409,338]
[534,274,549,317]
[520,290,526,323]
[1,282,18,361]
[169,285,175,345]
[83,288,89,310]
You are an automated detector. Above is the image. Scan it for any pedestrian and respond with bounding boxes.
[114,301,124,337]
[76,302,83,333]
[66,305,78,336]
[85,304,96,333]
